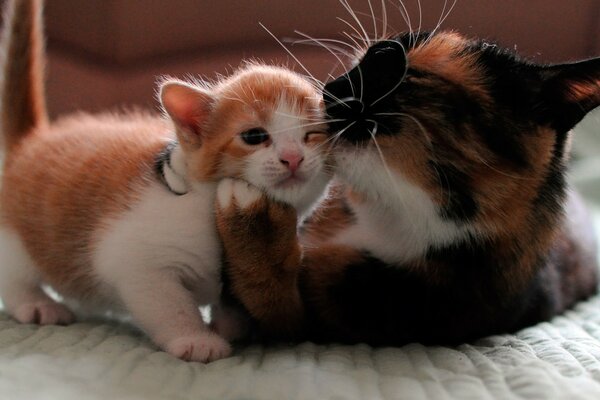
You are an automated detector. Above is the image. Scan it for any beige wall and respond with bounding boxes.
[33,0,600,117]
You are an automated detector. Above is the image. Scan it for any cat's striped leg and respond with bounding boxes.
[0,227,75,325]
[215,178,304,338]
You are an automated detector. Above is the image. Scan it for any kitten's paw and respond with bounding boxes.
[13,301,75,325]
[165,333,232,363]
[217,178,263,211]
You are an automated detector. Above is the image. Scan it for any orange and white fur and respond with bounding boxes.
[0,0,329,362]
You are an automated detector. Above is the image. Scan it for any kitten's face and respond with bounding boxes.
[324,31,600,234]
[161,66,332,213]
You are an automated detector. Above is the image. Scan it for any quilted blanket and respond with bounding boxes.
[1,297,600,400]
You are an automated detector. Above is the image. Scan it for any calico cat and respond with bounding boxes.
[0,0,330,361]
[215,30,600,344]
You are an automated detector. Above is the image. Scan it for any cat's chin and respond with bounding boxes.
[263,173,331,218]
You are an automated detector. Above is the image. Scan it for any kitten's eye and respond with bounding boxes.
[305,131,328,144]
[240,128,270,145]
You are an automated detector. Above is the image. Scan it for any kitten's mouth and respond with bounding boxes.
[274,175,306,189]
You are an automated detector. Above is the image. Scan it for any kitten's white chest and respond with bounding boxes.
[93,181,221,306]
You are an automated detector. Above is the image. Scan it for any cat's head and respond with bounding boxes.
[324,31,600,237]
[160,64,332,214]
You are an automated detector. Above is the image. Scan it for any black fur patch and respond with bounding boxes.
[304,241,557,346]
[154,141,185,196]
[430,161,478,222]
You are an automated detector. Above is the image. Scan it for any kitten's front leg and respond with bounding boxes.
[116,270,231,363]
[215,178,304,338]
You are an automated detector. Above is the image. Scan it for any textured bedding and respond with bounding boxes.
[2,297,600,400]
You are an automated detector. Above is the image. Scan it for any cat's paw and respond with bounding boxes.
[217,178,264,211]
[13,301,75,325]
[165,333,232,363]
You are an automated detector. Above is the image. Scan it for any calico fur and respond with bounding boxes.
[217,30,600,344]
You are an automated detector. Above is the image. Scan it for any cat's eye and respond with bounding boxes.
[305,131,328,144]
[240,128,270,145]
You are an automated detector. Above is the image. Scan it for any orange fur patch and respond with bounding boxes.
[1,113,171,298]
[215,194,305,335]
[409,32,489,100]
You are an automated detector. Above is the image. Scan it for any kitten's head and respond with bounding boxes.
[160,64,331,214]
[324,31,600,237]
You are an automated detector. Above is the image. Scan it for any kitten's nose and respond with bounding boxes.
[279,152,304,173]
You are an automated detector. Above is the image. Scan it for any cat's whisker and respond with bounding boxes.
[437,0,458,33]
[268,120,340,136]
[292,32,355,92]
[357,64,365,104]
[292,33,359,55]
[428,0,457,44]
[324,88,354,111]
[330,120,358,143]
[395,0,414,47]
[291,39,353,58]
[351,10,392,41]
[374,112,432,147]
[324,96,363,111]
[341,30,367,54]
[473,154,536,181]
[259,22,323,88]
[366,0,378,41]
[416,0,423,42]
[381,0,388,39]
[337,18,369,51]
[271,109,325,122]
[338,0,370,46]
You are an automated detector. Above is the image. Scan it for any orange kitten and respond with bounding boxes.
[0,0,329,362]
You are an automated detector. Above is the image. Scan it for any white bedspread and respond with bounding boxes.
[0,295,600,400]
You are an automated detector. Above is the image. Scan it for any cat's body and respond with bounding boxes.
[0,0,329,361]
[216,31,600,344]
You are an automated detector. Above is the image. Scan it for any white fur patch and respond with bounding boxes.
[333,149,475,264]
[231,179,263,209]
[216,178,235,209]
[217,178,262,210]
[94,180,222,305]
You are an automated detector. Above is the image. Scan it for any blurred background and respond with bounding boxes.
[3,0,600,215]
[23,0,600,116]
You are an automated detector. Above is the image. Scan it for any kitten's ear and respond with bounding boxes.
[538,57,600,132]
[160,81,213,148]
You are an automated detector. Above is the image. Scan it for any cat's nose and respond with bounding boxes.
[279,152,304,173]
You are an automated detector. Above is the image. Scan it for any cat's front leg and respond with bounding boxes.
[215,178,305,338]
[116,269,231,363]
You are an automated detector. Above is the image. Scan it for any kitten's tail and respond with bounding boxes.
[0,0,48,152]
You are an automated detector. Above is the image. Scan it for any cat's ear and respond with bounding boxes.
[160,81,213,148]
[538,57,600,132]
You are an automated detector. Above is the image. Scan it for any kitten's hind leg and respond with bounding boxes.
[116,269,231,363]
[0,228,75,325]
